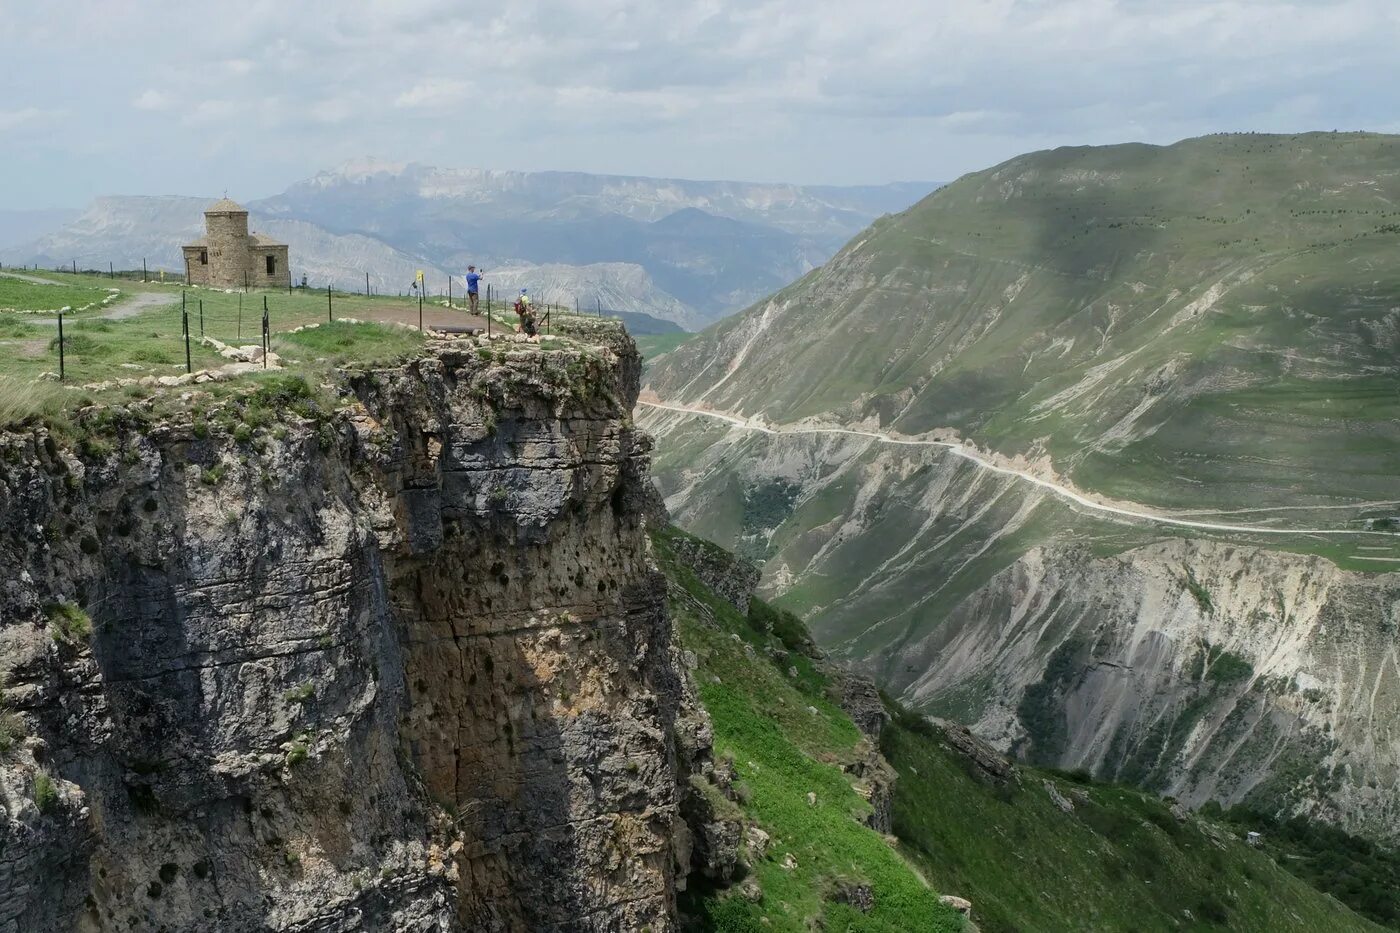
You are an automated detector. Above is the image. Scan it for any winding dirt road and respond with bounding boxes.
[639,400,1400,540]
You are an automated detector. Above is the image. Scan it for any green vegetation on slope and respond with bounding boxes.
[883,710,1383,933]
[634,330,694,362]
[652,527,964,933]
[656,526,1384,932]
[649,131,1400,519]
[1213,805,1400,927]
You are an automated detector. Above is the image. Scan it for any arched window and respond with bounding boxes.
[266,254,276,275]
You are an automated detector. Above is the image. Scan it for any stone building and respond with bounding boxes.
[182,198,289,288]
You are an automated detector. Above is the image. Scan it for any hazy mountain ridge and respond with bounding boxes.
[3,163,929,327]
[641,132,1400,840]
[254,159,928,323]
[0,196,443,294]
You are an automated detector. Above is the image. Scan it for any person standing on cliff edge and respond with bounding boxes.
[465,265,483,314]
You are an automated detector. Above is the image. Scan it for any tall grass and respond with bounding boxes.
[0,377,77,432]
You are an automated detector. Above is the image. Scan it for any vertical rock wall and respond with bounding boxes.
[0,328,708,931]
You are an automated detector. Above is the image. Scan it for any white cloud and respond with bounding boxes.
[3,0,1400,204]
[394,79,472,109]
[184,99,245,125]
[0,108,49,130]
[132,89,175,111]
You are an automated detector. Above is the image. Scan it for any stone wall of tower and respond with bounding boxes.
[248,245,290,289]
[182,246,212,286]
[205,210,251,288]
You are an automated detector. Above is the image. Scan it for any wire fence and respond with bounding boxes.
[3,260,619,384]
[0,259,618,319]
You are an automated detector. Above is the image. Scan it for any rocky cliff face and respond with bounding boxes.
[0,323,714,931]
[901,539,1400,842]
[643,418,1400,843]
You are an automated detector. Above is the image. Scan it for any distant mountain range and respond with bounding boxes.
[0,160,933,329]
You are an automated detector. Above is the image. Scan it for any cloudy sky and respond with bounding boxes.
[3,0,1399,208]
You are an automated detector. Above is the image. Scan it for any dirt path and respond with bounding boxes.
[0,270,64,286]
[639,400,1400,541]
[26,290,177,326]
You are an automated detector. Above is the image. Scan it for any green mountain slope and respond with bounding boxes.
[647,132,1400,518]
[655,527,1385,932]
[639,133,1400,844]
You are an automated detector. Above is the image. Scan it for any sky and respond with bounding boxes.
[3,0,1400,209]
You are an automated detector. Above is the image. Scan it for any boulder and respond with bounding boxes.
[831,881,875,914]
[940,894,973,917]
[744,826,770,860]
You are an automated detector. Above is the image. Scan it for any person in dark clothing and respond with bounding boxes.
[465,265,483,314]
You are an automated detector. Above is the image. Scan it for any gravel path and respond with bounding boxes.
[0,269,65,286]
[25,289,177,325]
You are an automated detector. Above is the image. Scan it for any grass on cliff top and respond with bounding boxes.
[0,275,117,313]
[652,527,965,933]
[0,270,621,433]
[656,525,1386,933]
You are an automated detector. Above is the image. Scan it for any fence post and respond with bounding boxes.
[57,312,65,382]
[109,262,114,280]
[448,275,452,309]
[328,283,333,323]
[72,259,77,275]
[143,258,147,283]
[262,297,269,369]
[366,271,370,297]
[182,297,192,374]
[199,299,204,337]
[418,288,424,332]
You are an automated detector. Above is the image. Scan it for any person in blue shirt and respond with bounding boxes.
[464,265,483,314]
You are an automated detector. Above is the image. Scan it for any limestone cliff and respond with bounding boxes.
[644,419,1400,844]
[901,538,1400,843]
[0,322,715,931]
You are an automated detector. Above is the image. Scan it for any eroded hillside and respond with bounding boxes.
[641,132,1400,841]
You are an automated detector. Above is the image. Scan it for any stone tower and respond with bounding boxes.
[204,198,249,287]
[182,198,289,289]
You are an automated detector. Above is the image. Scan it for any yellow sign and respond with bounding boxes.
[416,270,424,283]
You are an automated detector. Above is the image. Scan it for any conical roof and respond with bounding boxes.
[206,197,247,214]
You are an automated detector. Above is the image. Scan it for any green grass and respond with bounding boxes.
[657,526,1383,932]
[0,275,117,313]
[635,331,694,363]
[653,527,964,932]
[46,602,92,645]
[33,771,58,813]
[1216,805,1400,927]
[882,710,1383,932]
[273,320,427,366]
[0,271,602,434]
